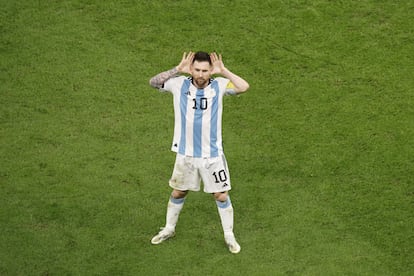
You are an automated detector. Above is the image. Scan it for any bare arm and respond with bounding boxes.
[149,52,195,89]
[210,53,250,93]
[149,67,179,89]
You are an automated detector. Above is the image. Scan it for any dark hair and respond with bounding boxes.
[193,51,211,65]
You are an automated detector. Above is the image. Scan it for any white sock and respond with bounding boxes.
[165,196,185,231]
[216,196,234,237]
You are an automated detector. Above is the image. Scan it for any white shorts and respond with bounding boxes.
[169,154,232,193]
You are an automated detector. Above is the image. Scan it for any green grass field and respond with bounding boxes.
[1,0,413,275]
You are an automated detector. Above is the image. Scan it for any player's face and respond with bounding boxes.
[190,61,212,88]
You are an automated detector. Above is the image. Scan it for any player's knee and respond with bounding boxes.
[213,191,228,202]
[172,189,188,199]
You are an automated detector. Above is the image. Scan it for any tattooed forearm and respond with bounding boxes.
[149,67,179,88]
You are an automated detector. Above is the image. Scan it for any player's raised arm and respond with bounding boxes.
[149,52,195,89]
[210,52,250,93]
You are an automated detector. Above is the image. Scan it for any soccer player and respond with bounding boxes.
[149,51,249,253]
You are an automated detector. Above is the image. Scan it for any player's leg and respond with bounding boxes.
[165,189,188,231]
[201,155,240,253]
[214,191,241,254]
[151,154,199,245]
[151,189,188,245]
[214,192,233,235]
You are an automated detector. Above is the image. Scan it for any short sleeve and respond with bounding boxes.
[225,81,237,95]
[160,76,186,94]
[214,77,236,96]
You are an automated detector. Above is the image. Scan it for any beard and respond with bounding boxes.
[194,77,209,88]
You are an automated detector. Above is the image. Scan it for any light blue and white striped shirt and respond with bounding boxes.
[161,76,235,158]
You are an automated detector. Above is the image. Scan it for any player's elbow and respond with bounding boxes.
[237,82,249,93]
[149,78,160,89]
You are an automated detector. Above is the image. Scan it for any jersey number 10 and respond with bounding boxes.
[192,97,208,110]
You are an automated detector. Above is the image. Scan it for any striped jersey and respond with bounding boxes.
[161,76,235,158]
